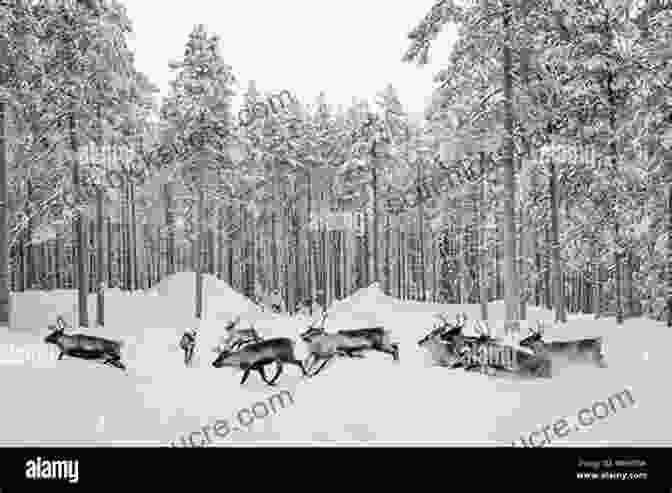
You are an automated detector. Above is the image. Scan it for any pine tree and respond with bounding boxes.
[162,24,236,321]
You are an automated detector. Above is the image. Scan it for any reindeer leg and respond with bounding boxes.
[57,352,64,361]
[310,356,333,377]
[267,362,283,384]
[257,364,274,385]
[392,344,400,361]
[290,359,308,376]
[304,354,317,373]
[240,367,253,385]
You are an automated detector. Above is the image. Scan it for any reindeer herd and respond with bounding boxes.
[41,310,607,386]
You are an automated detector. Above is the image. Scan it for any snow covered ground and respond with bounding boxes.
[0,272,669,446]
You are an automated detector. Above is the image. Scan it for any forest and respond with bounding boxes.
[0,0,669,332]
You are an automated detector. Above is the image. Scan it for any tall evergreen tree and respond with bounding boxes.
[162,24,236,321]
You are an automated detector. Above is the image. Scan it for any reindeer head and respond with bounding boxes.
[224,316,241,332]
[473,320,493,342]
[212,348,237,368]
[455,312,468,327]
[45,316,67,345]
[433,313,451,331]
[519,321,545,348]
[300,326,325,342]
[418,327,447,347]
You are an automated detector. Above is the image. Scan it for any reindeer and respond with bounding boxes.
[44,316,126,371]
[300,326,372,376]
[300,313,399,375]
[211,338,307,385]
[418,320,551,377]
[519,321,607,368]
[417,327,465,368]
[419,318,494,371]
[335,326,399,361]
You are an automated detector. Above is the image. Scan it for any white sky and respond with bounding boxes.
[123,0,456,118]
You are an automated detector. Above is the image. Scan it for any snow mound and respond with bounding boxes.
[153,271,260,322]
[329,282,397,320]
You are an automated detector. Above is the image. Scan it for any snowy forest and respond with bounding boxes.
[1,0,669,331]
[0,0,670,448]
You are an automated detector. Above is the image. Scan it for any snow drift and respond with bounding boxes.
[0,272,669,446]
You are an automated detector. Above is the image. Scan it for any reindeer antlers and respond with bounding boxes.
[473,320,490,337]
[434,313,451,326]
[55,315,67,331]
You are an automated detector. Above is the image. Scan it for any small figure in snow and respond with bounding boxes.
[302,297,313,316]
[270,290,283,313]
[179,328,197,367]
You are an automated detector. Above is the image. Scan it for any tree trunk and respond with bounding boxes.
[479,154,489,321]
[668,182,672,327]
[0,92,9,325]
[129,180,138,290]
[306,169,314,309]
[548,155,565,323]
[96,187,105,326]
[371,157,380,284]
[71,114,88,327]
[164,182,175,276]
[195,183,205,320]
[271,161,280,292]
[417,160,426,301]
[456,195,468,303]
[614,224,624,325]
[501,0,520,335]
[25,179,33,289]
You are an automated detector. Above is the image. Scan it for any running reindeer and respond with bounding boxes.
[300,313,400,376]
[212,337,307,385]
[519,321,607,368]
[44,316,126,371]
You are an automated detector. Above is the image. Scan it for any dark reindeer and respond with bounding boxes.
[335,326,399,361]
[212,338,307,385]
[519,321,607,368]
[300,327,371,376]
[304,312,399,360]
[44,316,126,371]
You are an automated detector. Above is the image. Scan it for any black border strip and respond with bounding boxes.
[0,446,665,491]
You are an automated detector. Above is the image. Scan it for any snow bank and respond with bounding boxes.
[1,269,669,446]
[153,272,260,321]
[11,290,99,332]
